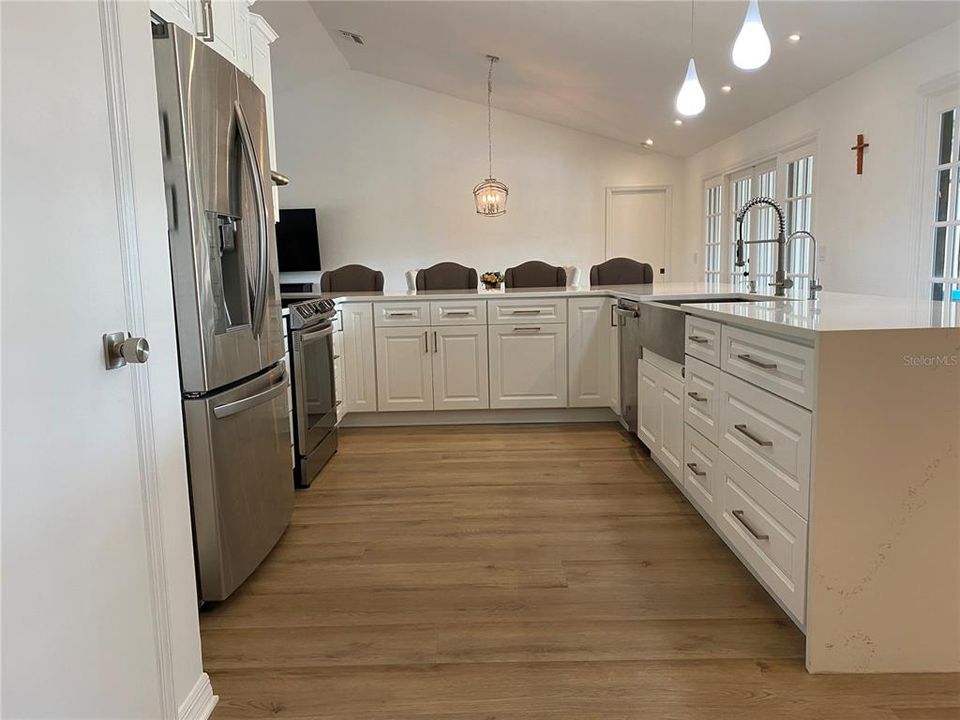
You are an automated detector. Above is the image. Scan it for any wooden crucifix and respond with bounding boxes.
[851,133,869,175]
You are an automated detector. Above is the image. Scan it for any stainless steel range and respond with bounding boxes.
[288,299,339,487]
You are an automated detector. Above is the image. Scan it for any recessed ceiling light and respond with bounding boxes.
[721,85,732,93]
[644,138,654,146]
[673,119,683,126]
[788,33,802,43]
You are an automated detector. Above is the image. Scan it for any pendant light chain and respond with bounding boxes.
[689,0,694,52]
[487,56,495,178]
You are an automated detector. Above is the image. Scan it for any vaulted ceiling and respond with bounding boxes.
[260,1,959,156]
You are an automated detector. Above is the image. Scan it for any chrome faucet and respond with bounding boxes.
[786,230,823,300]
[734,196,792,297]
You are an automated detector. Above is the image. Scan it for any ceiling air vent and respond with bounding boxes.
[338,30,364,45]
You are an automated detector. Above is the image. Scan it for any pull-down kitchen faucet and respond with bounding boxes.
[734,196,792,297]
[786,230,823,301]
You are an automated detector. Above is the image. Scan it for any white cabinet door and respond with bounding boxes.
[638,358,684,486]
[249,13,279,212]
[340,303,377,413]
[150,0,200,33]
[567,297,613,407]
[657,372,685,486]
[607,298,620,414]
[375,327,434,411]
[489,325,567,408]
[205,0,249,72]
[432,326,489,411]
[568,297,611,408]
[637,359,661,450]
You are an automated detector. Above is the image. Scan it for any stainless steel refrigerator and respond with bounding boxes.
[153,23,292,602]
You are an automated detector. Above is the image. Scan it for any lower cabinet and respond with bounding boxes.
[567,297,613,408]
[489,324,567,409]
[375,327,434,411]
[432,326,489,410]
[637,357,684,486]
[340,302,377,413]
[375,325,490,412]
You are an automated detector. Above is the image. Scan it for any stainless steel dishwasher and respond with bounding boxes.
[615,299,642,433]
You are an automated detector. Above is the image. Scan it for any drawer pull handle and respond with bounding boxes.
[513,326,541,333]
[335,400,343,407]
[686,462,706,477]
[444,311,470,316]
[332,354,341,360]
[734,424,773,447]
[737,353,777,370]
[688,335,710,344]
[388,311,416,317]
[511,309,542,315]
[732,510,769,541]
[687,391,708,403]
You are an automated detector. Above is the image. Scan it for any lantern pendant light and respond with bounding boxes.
[732,0,771,70]
[675,0,705,117]
[473,55,508,216]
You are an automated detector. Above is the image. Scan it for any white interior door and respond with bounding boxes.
[606,187,669,278]
[2,2,204,717]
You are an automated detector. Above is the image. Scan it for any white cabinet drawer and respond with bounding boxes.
[488,324,567,408]
[685,316,722,366]
[684,355,720,444]
[719,372,812,518]
[721,325,815,408]
[430,300,487,326]
[717,454,807,623]
[488,298,566,324]
[683,427,720,523]
[374,302,431,327]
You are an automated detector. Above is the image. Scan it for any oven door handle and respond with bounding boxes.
[299,324,335,341]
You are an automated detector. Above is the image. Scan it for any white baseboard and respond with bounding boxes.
[178,673,217,720]
[339,407,619,427]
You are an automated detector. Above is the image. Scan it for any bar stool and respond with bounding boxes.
[415,262,478,290]
[503,260,566,288]
[319,264,384,292]
[589,257,654,286]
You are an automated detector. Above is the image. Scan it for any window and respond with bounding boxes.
[703,178,723,283]
[703,142,816,292]
[784,150,815,296]
[923,92,960,310]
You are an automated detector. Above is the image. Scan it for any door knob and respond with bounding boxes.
[103,332,150,370]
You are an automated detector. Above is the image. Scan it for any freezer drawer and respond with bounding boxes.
[184,364,293,602]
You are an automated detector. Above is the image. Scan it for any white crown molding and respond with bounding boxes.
[98,1,177,716]
[178,673,218,720]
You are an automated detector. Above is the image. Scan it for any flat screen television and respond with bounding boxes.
[275,208,321,272]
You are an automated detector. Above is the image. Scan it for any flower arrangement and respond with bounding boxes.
[480,271,504,289]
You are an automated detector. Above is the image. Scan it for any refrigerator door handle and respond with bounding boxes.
[234,100,269,338]
[213,367,287,419]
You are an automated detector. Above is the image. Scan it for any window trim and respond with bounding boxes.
[914,78,960,305]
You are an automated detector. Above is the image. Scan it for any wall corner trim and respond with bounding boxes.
[178,673,218,720]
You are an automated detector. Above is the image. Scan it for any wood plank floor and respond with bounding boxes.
[201,423,960,719]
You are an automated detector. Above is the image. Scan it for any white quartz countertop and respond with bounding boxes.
[681,291,959,340]
[283,283,958,340]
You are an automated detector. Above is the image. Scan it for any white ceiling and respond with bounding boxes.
[266,1,959,156]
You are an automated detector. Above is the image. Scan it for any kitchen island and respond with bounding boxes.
[290,282,958,675]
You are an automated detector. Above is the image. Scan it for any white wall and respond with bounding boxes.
[273,70,686,290]
[680,22,960,297]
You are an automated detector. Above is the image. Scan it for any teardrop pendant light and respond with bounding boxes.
[732,0,771,70]
[675,1,705,117]
[473,55,508,217]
